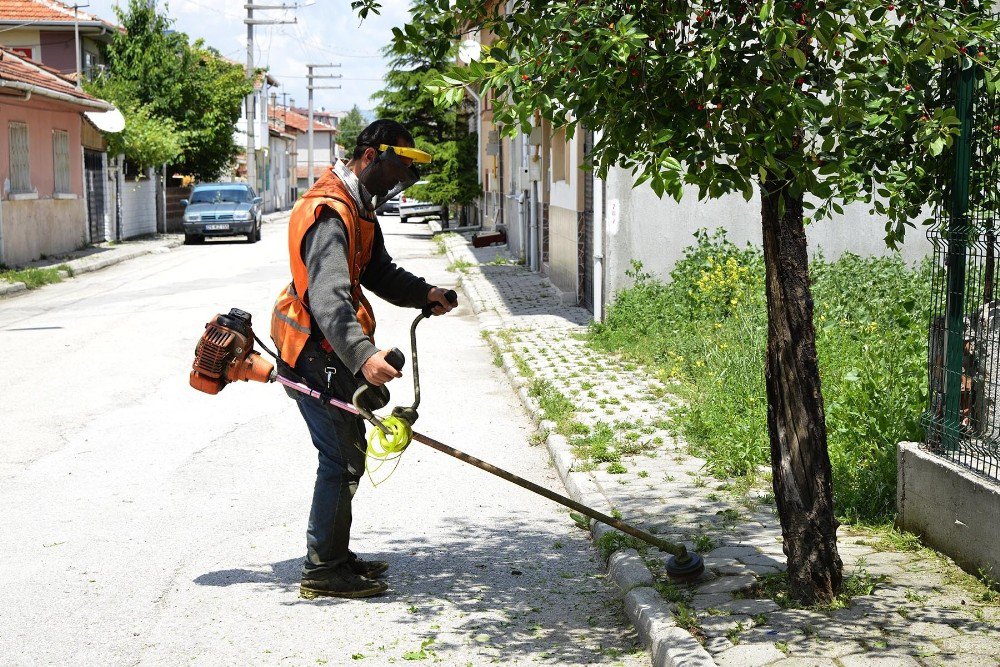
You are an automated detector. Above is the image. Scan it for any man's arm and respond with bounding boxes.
[360,223,433,308]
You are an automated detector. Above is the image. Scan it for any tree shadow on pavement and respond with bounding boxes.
[195,514,645,665]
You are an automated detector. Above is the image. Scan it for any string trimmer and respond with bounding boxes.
[188,299,705,582]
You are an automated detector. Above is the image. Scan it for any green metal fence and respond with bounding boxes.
[924,59,1000,482]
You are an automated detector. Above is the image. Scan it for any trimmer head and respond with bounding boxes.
[665,552,705,582]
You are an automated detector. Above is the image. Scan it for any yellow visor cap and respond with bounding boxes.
[380,144,432,164]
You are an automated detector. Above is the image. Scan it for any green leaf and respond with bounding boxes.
[790,47,807,69]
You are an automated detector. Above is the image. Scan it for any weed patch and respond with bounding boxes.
[0,264,72,289]
[588,229,931,525]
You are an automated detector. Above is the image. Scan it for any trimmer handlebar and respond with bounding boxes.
[420,289,459,319]
[385,347,406,371]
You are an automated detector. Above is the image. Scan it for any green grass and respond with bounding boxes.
[0,264,73,289]
[588,229,931,525]
[446,258,474,273]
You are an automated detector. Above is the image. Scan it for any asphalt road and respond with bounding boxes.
[0,215,644,666]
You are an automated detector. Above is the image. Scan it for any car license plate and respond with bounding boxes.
[205,224,229,231]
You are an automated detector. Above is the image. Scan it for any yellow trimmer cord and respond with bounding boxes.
[363,415,413,485]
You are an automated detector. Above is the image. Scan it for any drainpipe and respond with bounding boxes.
[0,184,5,267]
[593,129,605,322]
[462,85,483,227]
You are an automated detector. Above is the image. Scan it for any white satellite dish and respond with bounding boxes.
[84,107,126,133]
[458,39,482,64]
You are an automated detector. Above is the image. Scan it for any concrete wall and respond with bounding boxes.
[0,29,41,61]
[897,442,1000,579]
[295,132,334,169]
[120,172,157,239]
[604,171,935,299]
[40,31,75,75]
[2,199,86,266]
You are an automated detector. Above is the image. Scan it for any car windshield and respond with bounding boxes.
[190,187,250,204]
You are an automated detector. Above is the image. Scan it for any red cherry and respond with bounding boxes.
[522,74,530,81]
[904,84,912,91]
[888,3,895,9]
[696,15,703,22]
[796,77,805,86]
[697,104,703,110]
[794,2,803,8]
[959,46,967,54]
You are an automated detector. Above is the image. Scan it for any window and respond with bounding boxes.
[8,122,31,194]
[53,130,71,194]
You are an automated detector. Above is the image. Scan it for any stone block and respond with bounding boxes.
[609,549,655,595]
[624,587,716,667]
[838,654,921,667]
[708,545,764,560]
[723,598,781,616]
[696,573,756,595]
[715,642,787,667]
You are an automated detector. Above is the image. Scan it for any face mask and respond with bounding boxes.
[358,147,421,210]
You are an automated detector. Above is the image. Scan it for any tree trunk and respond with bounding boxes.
[760,178,843,605]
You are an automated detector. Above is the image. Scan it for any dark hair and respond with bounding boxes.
[352,119,414,160]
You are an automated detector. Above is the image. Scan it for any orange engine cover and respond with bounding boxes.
[190,309,274,394]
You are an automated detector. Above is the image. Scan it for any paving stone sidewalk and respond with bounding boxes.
[440,232,1000,667]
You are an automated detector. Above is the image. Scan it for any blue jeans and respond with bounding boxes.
[294,393,367,575]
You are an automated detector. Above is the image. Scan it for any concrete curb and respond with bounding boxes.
[442,234,716,667]
[0,281,27,296]
[427,219,482,235]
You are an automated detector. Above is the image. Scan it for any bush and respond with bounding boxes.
[589,230,931,524]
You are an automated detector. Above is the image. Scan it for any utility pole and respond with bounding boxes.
[72,2,90,89]
[306,63,341,187]
[244,3,297,192]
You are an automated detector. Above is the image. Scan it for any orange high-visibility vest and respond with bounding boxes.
[271,167,377,368]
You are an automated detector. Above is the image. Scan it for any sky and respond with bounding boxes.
[84,0,413,114]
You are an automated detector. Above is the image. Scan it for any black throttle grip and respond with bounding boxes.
[421,289,460,318]
[385,347,406,371]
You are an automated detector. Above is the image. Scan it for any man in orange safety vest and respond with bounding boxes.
[272,119,456,599]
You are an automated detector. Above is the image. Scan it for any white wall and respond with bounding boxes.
[603,168,934,300]
[120,170,157,239]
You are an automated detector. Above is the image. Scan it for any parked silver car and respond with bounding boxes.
[181,183,263,244]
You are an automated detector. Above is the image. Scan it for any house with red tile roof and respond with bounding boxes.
[0,0,118,82]
[275,106,340,190]
[0,46,114,266]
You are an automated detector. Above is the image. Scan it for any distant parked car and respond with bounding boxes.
[376,194,400,215]
[181,183,263,244]
[399,194,447,224]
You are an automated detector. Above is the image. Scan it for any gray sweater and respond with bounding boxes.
[301,207,431,374]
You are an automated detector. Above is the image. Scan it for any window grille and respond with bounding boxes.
[8,122,31,194]
[53,130,71,194]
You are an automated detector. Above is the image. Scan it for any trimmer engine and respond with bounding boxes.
[190,308,275,394]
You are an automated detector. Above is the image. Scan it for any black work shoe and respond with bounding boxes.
[300,566,388,600]
[347,550,389,579]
